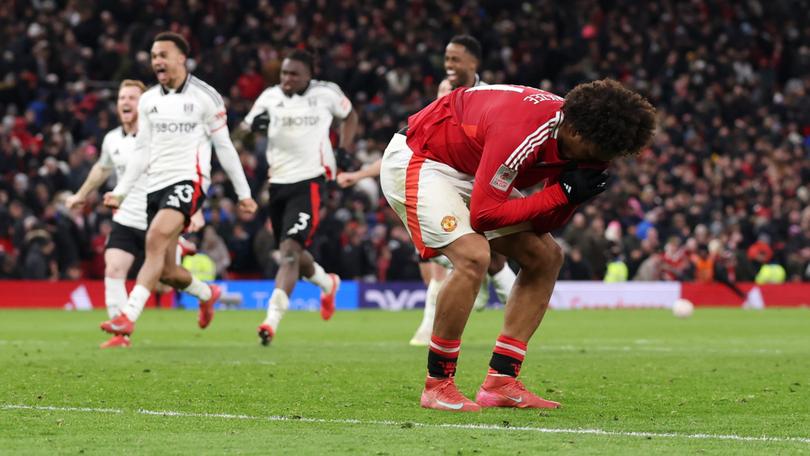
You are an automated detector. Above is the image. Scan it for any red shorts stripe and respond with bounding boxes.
[404,155,438,259]
[304,181,321,247]
[190,150,203,214]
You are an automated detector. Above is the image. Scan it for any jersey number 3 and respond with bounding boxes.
[167,184,194,208]
[287,212,311,235]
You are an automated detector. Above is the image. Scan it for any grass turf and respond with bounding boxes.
[1,307,809,455]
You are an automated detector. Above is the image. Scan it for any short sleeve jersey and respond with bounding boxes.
[98,126,148,230]
[243,80,353,184]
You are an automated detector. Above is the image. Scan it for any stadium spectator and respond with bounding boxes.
[0,0,808,283]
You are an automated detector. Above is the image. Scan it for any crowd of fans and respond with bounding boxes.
[0,0,808,283]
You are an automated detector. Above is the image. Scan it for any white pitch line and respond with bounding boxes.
[3,404,123,414]
[3,404,810,445]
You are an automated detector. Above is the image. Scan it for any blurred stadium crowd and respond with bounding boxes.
[0,0,808,283]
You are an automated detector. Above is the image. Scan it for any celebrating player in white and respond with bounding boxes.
[101,32,257,338]
[243,50,358,346]
[68,79,205,348]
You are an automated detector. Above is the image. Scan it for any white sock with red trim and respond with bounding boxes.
[104,277,127,319]
[263,288,290,332]
[121,285,151,322]
[415,278,441,334]
[183,277,212,301]
[305,263,333,293]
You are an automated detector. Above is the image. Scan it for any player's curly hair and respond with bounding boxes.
[562,79,656,160]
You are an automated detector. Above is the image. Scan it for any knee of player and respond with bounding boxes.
[453,249,490,279]
[104,262,128,278]
[279,249,301,265]
[524,239,564,272]
[487,253,507,275]
[145,230,172,251]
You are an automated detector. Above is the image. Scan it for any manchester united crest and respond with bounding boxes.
[441,215,457,232]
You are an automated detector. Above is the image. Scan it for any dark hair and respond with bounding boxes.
[285,49,315,74]
[449,35,482,62]
[563,79,656,159]
[153,32,190,56]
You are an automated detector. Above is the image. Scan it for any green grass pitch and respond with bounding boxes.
[1,307,809,455]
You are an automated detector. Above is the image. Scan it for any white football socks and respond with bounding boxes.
[263,288,290,332]
[183,277,212,301]
[104,277,127,319]
[304,262,333,293]
[121,284,150,321]
[414,279,444,336]
[491,264,517,305]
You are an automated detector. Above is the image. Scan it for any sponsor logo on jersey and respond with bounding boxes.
[154,122,198,133]
[276,115,320,127]
[489,164,517,192]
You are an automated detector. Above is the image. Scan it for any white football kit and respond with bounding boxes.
[243,80,353,184]
[98,127,148,231]
[113,74,251,202]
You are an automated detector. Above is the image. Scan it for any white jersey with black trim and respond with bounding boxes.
[243,80,353,184]
[98,126,147,230]
[113,74,252,201]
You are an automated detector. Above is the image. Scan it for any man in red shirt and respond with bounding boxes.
[380,79,656,411]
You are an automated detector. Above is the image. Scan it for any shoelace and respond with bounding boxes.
[436,379,469,402]
[501,378,533,398]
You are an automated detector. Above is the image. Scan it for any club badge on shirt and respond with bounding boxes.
[490,165,517,192]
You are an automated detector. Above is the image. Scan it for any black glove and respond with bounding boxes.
[250,111,270,134]
[335,147,355,171]
[558,168,609,204]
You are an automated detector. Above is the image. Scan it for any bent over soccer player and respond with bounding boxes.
[380,79,656,411]
[102,32,257,337]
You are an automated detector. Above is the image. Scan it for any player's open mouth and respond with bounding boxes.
[446,70,457,81]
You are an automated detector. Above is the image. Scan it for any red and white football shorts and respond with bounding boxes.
[380,133,531,259]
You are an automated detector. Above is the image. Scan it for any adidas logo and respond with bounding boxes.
[276,101,284,107]
[563,183,572,193]
[150,106,158,114]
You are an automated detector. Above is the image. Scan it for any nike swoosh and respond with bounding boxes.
[435,400,464,410]
[506,396,523,404]
[109,323,127,331]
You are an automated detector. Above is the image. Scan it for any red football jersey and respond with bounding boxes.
[405,84,579,232]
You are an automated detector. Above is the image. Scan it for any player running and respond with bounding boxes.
[67,80,203,348]
[101,32,257,338]
[242,50,359,346]
[338,35,517,346]
[380,79,656,411]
